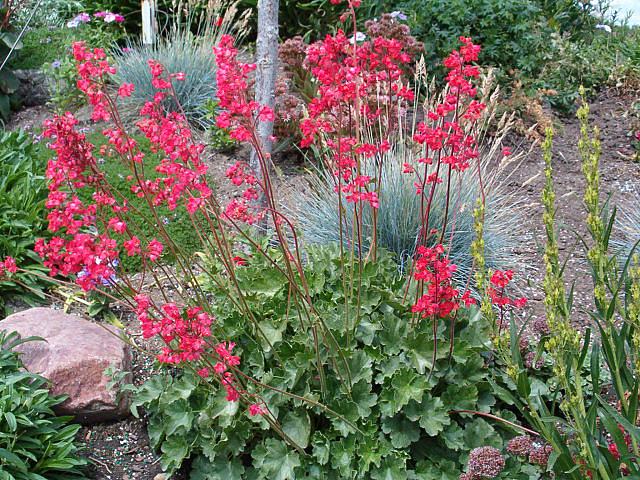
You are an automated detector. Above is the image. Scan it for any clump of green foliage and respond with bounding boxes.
[126,243,544,478]
[0,330,87,477]
[10,18,125,71]
[9,27,76,71]
[203,100,237,152]
[394,0,555,78]
[0,130,51,317]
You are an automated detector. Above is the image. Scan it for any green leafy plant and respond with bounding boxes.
[126,243,543,478]
[42,56,85,112]
[0,330,87,478]
[203,99,237,152]
[0,130,51,317]
[10,18,124,72]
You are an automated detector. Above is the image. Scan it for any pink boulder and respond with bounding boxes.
[0,307,131,423]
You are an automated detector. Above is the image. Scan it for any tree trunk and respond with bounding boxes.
[251,0,279,178]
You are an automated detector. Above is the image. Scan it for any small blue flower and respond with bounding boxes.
[51,60,61,69]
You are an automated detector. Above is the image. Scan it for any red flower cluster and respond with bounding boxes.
[298,27,416,210]
[488,269,527,309]
[0,256,17,277]
[36,43,220,291]
[213,35,275,143]
[411,244,474,319]
[136,298,214,363]
[411,37,484,177]
[223,161,264,225]
[72,42,114,122]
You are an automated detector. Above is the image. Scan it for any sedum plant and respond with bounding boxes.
[0,331,87,478]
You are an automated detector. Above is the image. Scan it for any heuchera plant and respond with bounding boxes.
[0,0,530,469]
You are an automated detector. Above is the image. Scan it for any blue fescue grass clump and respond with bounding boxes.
[292,141,524,289]
[613,196,640,263]
[112,30,217,128]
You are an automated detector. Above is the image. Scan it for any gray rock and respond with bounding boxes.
[0,307,131,423]
[14,69,49,107]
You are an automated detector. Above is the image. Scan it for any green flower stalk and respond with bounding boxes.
[471,197,496,331]
[540,127,599,476]
[577,87,606,311]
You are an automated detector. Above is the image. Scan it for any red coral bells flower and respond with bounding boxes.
[3,257,17,274]
[213,35,273,143]
[411,244,464,319]
[72,42,115,122]
[117,82,134,98]
[488,269,527,308]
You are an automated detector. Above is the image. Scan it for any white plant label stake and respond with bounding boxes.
[141,0,157,45]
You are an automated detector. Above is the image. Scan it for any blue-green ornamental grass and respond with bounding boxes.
[292,140,523,291]
[112,30,218,129]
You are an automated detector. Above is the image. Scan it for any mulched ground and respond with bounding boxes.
[5,86,639,479]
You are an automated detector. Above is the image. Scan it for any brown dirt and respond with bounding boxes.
[503,88,640,331]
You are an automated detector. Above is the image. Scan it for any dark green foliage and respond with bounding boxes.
[0,330,87,478]
[8,27,74,70]
[10,23,125,71]
[392,0,553,78]
[0,131,51,317]
[128,244,542,478]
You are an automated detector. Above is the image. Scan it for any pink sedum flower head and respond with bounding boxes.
[466,446,505,478]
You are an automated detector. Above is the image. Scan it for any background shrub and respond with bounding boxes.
[0,131,51,317]
[386,0,554,78]
[0,330,87,477]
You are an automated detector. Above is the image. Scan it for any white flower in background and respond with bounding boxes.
[390,11,408,21]
[104,12,117,23]
[349,32,366,44]
[66,19,79,28]
[595,23,612,33]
